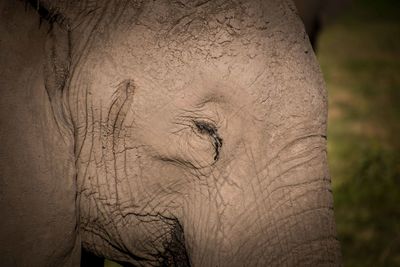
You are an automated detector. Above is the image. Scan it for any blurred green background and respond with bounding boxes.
[318,0,400,266]
[105,0,400,266]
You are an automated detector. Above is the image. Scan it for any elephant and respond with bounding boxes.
[0,0,341,266]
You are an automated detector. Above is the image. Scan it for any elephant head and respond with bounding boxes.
[0,0,341,266]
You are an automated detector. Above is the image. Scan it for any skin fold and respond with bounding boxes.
[0,0,341,266]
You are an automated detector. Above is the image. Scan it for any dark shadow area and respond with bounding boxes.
[81,249,104,267]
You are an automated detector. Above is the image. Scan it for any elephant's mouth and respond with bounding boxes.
[81,216,191,266]
[160,222,191,267]
[127,221,191,267]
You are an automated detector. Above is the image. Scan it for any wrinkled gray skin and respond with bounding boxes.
[0,0,341,266]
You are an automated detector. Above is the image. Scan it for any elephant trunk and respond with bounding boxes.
[181,134,341,266]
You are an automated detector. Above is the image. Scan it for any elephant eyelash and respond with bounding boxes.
[193,120,223,161]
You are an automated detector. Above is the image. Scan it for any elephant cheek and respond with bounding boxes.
[179,137,340,266]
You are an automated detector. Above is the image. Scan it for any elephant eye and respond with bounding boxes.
[193,120,223,161]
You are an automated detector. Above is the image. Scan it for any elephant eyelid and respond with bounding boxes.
[193,120,223,161]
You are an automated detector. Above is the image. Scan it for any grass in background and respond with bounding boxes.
[318,0,400,266]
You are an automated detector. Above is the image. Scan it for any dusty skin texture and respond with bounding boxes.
[0,0,341,266]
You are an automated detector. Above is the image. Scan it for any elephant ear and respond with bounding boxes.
[29,0,102,132]
[0,1,80,266]
[27,0,98,29]
[27,0,94,104]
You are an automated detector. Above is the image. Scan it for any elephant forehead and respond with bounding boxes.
[88,0,299,71]
[73,0,321,130]
[83,0,305,97]
[111,0,290,32]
